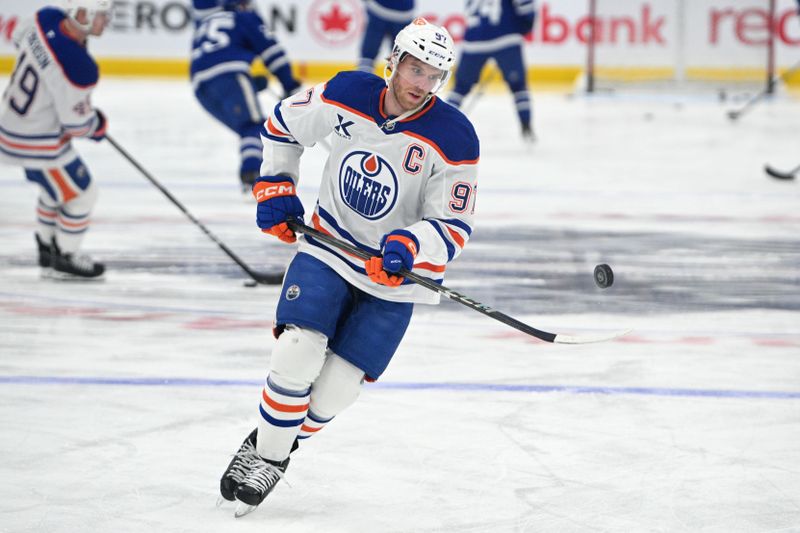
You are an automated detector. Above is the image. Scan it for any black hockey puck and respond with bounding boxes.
[594,264,614,288]
[243,280,258,288]
[764,164,797,181]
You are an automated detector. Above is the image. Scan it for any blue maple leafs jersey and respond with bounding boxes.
[190,9,279,88]
[261,71,480,305]
[364,0,415,22]
[463,0,536,52]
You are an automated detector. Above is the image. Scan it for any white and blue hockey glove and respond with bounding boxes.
[380,229,419,273]
[365,230,419,288]
[253,176,304,243]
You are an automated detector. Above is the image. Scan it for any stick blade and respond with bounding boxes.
[553,329,632,345]
[764,165,796,181]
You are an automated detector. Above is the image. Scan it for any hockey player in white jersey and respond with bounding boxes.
[0,0,110,279]
[219,18,479,516]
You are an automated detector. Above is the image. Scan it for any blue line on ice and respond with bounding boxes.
[1,375,798,399]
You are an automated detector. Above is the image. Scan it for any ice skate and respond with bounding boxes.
[233,455,289,517]
[521,123,537,143]
[51,239,105,281]
[35,233,53,277]
[218,428,261,503]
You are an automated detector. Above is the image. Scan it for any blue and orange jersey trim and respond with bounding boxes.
[320,71,480,166]
[35,7,99,89]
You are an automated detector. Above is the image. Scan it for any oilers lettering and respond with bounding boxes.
[342,167,390,216]
[338,151,398,220]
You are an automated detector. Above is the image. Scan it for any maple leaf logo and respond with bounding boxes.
[308,0,362,46]
[320,4,351,32]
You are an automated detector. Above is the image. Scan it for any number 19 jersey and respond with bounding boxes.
[0,7,101,168]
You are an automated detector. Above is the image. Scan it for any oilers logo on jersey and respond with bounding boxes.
[339,151,397,220]
[286,284,301,300]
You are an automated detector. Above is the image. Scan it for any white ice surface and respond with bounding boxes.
[1,78,799,532]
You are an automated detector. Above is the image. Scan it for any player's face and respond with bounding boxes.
[389,56,447,112]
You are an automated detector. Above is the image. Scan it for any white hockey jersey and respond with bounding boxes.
[261,71,480,305]
[0,8,102,168]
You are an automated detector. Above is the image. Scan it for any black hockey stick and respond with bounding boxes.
[727,59,800,121]
[287,220,629,344]
[105,134,283,285]
[764,163,800,181]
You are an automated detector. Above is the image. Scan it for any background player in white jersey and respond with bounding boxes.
[448,0,537,142]
[191,0,302,192]
[357,0,415,73]
[219,18,480,516]
[0,0,110,279]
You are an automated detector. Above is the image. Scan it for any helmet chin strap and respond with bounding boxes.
[381,93,432,131]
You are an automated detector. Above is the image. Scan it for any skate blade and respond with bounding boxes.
[215,496,231,508]
[48,271,106,282]
[234,502,258,518]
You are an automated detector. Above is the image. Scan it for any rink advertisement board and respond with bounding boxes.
[1,0,799,80]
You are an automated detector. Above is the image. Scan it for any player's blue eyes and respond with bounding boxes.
[411,68,440,81]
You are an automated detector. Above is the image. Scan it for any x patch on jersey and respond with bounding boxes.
[334,114,354,139]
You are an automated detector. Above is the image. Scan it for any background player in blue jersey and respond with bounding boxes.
[218,18,480,517]
[0,0,111,280]
[448,0,537,141]
[190,0,302,191]
[357,0,415,73]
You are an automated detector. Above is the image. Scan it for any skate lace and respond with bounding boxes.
[67,253,96,272]
[242,461,287,493]
[227,441,262,481]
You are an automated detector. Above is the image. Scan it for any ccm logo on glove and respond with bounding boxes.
[253,181,296,202]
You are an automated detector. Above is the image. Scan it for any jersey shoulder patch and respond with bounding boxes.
[37,8,98,88]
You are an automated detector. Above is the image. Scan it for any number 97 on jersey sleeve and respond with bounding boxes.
[449,182,476,214]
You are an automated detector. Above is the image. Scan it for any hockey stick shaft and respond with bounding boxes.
[462,67,498,115]
[105,135,282,285]
[728,58,800,120]
[287,220,627,344]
